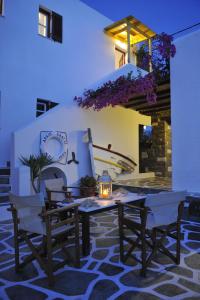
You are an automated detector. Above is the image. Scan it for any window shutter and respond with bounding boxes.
[52,12,62,43]
[0,0,3,15]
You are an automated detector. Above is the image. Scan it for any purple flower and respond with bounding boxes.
[74,32,175,110]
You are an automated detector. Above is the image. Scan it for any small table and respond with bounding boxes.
[75,193,146,256]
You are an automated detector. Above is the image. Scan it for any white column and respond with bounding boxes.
[148,38,152,72]
[127,23,131,64]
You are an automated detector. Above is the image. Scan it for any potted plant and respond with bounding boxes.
[79,175,97,197]
[19,153,53,193]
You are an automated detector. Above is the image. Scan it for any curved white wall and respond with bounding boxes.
[171,29,200,193]
[11,62,150,191]
[12,104,151,189]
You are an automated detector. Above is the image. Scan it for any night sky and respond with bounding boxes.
[82,0,200,35]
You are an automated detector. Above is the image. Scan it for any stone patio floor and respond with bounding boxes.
[0,204,200,300]
[114,177,172,190]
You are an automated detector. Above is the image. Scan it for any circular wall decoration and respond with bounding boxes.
[40,131,68,163]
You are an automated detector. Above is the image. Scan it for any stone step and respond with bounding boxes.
[0,185,11,193]
[0,168,10,176]
[0,192,9,196]
[0,175,10,184]
[0,168,10,204]
[0,194,9,203]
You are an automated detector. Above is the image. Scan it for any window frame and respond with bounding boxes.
[38,6,62,43]
[36,98,58,118]
[38,7,51,38]
[115,47,126,68]
[0,0,4,16]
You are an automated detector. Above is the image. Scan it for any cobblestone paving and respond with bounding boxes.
[0,208,199,300]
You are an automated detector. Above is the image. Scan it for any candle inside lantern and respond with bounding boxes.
[102,188,109,197]
[98,170,112,199]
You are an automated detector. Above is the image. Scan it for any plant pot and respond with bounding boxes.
[80,187,96,198]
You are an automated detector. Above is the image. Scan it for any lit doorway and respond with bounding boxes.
[115,47,126,69]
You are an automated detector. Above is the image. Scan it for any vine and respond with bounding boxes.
[74,33,176,110]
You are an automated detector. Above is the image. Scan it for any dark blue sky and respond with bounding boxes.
[82,0,200,35]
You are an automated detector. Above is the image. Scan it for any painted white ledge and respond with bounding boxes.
[86,63,147,91]
[14,64,148,133]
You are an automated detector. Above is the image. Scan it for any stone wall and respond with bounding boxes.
[150,111,172,177]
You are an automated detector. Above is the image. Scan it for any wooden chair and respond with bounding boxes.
[9,193,80,286]
[117,191,186,276]
[44,178,73,208]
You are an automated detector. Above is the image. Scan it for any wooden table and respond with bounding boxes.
[74,193,146,256]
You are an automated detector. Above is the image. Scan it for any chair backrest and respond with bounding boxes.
[45,178,65,202]
[145,191,186,226]
[9,193,45,235]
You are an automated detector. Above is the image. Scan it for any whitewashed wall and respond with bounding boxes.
[0,0,115,165]
[171,29,200,193]
[11,63,150,192]
[12,104,151,190]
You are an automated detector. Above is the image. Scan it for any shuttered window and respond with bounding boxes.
[52,12,62,43]
[0,0,4,15]
[38,7,62,43]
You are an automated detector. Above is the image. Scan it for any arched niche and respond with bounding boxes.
[40,167,67,196]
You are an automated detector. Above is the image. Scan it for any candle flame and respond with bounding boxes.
[102,188,109,197]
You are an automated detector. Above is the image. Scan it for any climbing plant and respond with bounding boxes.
[74,33,176,110]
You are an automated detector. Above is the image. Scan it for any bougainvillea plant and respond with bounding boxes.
[137,33,176,82]
[74,33,176,110]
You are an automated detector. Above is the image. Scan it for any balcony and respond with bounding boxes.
[104,16,156,71]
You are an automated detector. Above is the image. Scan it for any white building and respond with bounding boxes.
[1,0,158,194]
[171,28,200,194]
[0,0,116,166]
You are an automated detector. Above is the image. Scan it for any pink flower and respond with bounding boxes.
[74,32,175,110]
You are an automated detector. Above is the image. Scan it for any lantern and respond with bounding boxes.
[98,170,112,199]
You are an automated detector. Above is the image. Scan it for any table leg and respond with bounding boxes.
[81,214,90,256]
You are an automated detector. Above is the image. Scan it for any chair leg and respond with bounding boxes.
[140,208,148,277]
[42,236,47,257]
[119,235,124,262]
[118,205,124,262]
[46,234,54,287]
[13,210,20,273]
[140,231,147,277]
[14,232,20,273]
[74,209,80,268]
[176,223,181,264]
[147,228,157,268]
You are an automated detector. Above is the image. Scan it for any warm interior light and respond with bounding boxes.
[120,31,127,36]
[99,183,112,199]
[115,39,127,51]
[102,188,109,197]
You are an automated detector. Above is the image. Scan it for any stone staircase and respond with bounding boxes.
[0,167,10,204]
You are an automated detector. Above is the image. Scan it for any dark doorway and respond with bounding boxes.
[139,124,153,173]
